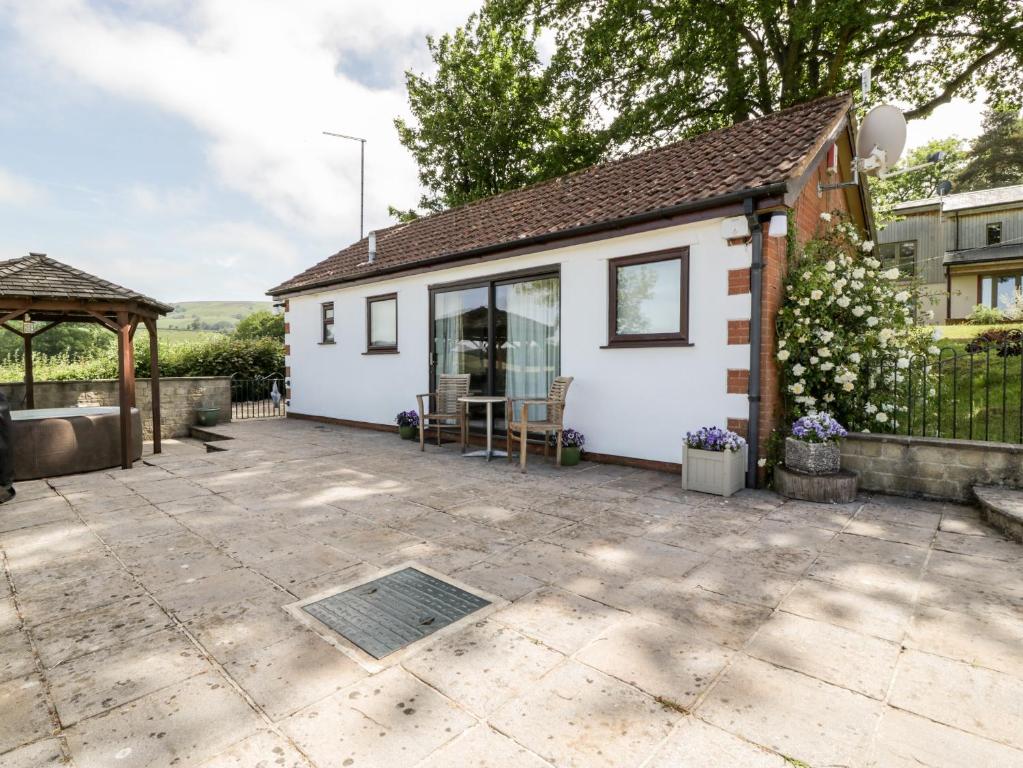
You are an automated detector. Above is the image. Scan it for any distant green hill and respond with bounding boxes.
[158,301,271,333]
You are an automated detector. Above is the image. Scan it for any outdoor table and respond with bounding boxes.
[458,395,508,461]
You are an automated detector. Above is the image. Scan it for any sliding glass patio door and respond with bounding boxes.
[431,270,560,429]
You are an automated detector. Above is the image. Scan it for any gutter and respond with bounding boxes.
[269,182,790,297]
[744,197,764,489]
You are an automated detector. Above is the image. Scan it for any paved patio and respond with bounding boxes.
[1,419,1022,768]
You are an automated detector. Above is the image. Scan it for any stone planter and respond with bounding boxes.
[398,425,417,440]
[681,444,746,497]
[785,437,840,475]
[560,446,582,466]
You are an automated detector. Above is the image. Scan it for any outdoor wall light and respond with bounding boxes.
[768,213,788,238]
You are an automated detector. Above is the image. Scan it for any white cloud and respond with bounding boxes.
[905,97,986,150]
[0,168,45,206]
[5,0,477,242]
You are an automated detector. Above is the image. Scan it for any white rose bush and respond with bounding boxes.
[776,212,930,431]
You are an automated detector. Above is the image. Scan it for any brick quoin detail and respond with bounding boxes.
[283,322,290,334]
[756,159,854,478]
[727,319,751,345]
[283,299,290,312]
[728,268,751,295]
[727,369,750,395]
[284,344,291,355]
[285,366,291,377]
[727,418,749,439]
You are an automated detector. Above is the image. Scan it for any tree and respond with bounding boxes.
[394,3,607,214]
[957,107,1023,191]
[870,137,969,224]
[513,0,1023,147]
[233,310,285,342]
[396,0,1023,210]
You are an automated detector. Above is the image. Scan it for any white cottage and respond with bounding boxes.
[270,94,871,483]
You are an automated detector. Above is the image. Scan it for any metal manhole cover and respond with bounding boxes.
[301,567,491,659]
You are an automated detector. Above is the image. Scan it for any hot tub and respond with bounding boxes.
[11,407,143,480]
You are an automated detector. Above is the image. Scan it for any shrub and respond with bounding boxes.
[776,211,931,432]
[0,335,284,383]
[964,328,1023,357]
[967,304,1006,325]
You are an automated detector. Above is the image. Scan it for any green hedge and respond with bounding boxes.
[0,336,284,383]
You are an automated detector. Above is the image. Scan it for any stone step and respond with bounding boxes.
[189,426,233,443]
[972,485,1023,543]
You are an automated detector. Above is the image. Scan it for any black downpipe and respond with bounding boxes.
[745,198,764,488]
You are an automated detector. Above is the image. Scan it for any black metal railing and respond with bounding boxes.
[863,340,1023,444]
[230,373,287,420]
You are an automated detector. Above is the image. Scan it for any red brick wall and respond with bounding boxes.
[756,162,856,473]
[727,319,751,345]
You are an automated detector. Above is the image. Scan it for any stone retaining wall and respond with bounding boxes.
[0,377,231,440]
[840,432,1023,502]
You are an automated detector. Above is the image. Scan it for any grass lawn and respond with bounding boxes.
[892,324,1023,443]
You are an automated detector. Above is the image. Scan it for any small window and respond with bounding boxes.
[366,293,398,353]
[321,302,335,343]
[607,249,689,347]
[987,222,1002,246]
[879,241,916,276]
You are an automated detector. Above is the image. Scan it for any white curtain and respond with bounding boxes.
[504,277,559,420]
[434,291,464,377]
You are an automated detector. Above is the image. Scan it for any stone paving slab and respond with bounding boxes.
[46,627,210,726]
[403,619,563,718]
[64,672,263,768]
[697,655,883,767]
[644,718,790,767]
[0,737,66,768]
[1,418,1021,767]
[889,649,1023,749]
[744,610,901,699]
[867,707,1023,768]
[0,674,53,753]
[280,666,475,768]
[490,659,680,768]
[0,629,37,683]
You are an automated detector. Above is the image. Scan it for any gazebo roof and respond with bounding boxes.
[0,253,173,317]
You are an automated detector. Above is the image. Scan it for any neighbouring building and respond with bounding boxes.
[269,94,871,482]
[879,184,1023,321]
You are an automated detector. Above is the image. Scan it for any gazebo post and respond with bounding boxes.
[143,317,162,455]
[23,332,33,410]
[116,312,135,470]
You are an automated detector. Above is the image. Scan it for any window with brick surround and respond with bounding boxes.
[607,248,690,347]
[321,302,335,344]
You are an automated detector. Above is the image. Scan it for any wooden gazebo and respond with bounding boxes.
[0,253,174,469]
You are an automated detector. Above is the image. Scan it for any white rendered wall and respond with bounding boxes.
[285,218,753,465]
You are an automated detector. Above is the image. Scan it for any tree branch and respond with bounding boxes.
[904,43,1006,120]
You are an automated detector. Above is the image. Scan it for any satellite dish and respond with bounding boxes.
[856,104,907,177]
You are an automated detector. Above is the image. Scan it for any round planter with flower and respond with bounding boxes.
[552,429,585,466]
[395,409,420,440]
[785,413,847,475]
[682,426,747,496]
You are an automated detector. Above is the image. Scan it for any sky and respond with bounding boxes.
[0,1,988,302]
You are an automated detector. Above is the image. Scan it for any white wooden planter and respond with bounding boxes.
[681,444,746,497]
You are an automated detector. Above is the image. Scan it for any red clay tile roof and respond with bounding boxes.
[0,254,173,314]
[271,94,852,295]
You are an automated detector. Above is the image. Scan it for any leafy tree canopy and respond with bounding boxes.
[233,310,285,342]
[870,137,969,224]
[394,4,607,214]
[957,106,1023,191]
[396,0,1023,214]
